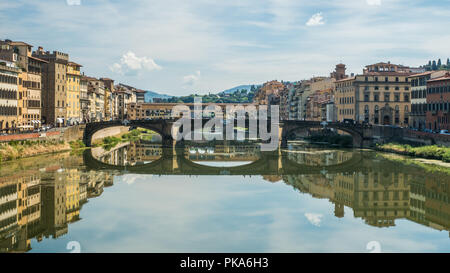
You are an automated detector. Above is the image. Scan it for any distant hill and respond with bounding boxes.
[143,84,261,102]
[221,84,259,94]
[144,91,173,102]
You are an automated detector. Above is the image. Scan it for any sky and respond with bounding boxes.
[1,0,449,96]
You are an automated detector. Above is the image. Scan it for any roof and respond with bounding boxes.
[8,41,33,47]
[29,55,48,63]
[407,71,434,78]
[362,71,415,76]
[335,76,356,83]
[68,61,82,67]
[427,73,450,83]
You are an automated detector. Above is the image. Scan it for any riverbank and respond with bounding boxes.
[0,139,73,162]
[92,128,157,150]
[375,143,450,163]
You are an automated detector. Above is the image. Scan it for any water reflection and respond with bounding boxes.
[0,142,449,252]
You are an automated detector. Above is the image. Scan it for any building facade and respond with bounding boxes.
[426,73,450,131]
[0,40,46,130]
[33,47,69,126]
[409,71,447,130]
[80,76,90,123]
[0,60,20,132]
[66,62,82,125]
[336,62,413,125]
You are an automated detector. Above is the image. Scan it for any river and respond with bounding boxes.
[0,140,449,253]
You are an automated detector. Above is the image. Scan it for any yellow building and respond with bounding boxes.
[336,62,413,125]
[66,62,82,125]
[65,169,81,223]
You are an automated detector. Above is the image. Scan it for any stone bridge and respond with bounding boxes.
[83,119,372,148]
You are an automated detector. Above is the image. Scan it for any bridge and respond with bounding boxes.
[83,147,365,176]
[83,119,372,148]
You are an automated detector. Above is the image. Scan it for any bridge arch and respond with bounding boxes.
[83,120,174,147]
[282,121,364,148]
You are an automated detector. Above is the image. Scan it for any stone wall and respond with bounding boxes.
[91,126,130,143]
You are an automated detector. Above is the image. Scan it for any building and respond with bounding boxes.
[0,40,46,130]
[135,89,146,104]
[408,71,447,130]
[32,47,70,126]
[426,72,450,131]
[79,76,90,123]
[253,80,284,105]
[336,62,413,125]
[86,77,105,122]
[100,78,115,121]
[127,102,256,120]
[330,63,348,81]
[305,88,334,121]
[66,62,82,125]
[115,83,137,120]
[0,60,20,132]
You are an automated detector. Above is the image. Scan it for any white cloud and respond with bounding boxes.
[183,71,201,86]
[66,0,81,6]
[110,51,161,75]
[366,0,382,6]
[305,213,323,226]
[306,12,325,26]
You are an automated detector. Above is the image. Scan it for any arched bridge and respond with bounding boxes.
[83,119,372,148]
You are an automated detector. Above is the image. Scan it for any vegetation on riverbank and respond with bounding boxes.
[376,143,450,162]
[377,153,450,175]
[0,140,71,162]
[94,128,157,150]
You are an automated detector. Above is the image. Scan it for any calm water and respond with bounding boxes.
[0,140,449,253]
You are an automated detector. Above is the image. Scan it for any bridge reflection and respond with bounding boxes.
[85,141,363,175]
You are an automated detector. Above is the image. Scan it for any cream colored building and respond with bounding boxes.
[336,62,413,125]
[0,60,20,131]
[66,62,82,125]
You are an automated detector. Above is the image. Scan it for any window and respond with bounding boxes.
[384,93,390,102]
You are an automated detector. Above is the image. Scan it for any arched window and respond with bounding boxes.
[395,105,399,114]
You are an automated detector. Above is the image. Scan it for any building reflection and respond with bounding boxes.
[283,157,449,236]
[0,154,116,252]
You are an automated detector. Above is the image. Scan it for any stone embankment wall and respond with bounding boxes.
[91,126,130,143]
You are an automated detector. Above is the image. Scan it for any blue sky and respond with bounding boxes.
[1,0,449,96]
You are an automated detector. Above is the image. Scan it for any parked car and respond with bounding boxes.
[439,130,450,135]
[343,119,355,124]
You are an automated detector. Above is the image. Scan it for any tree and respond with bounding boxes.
[432,60,437,70]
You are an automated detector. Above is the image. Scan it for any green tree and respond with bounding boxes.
[432,60,437,70]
